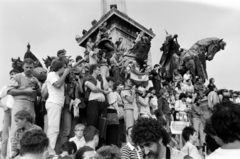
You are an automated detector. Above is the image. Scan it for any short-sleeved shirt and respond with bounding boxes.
[7,73,38,102]
[121,90,134,110]
[85,80,105,101]
[0,86,14,108]
[89,51,98,65]
[46,72,65,106]
[121,142,143,159]
[69,136,86,150]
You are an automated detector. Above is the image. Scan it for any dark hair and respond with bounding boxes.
[148,87,155,93]
[179,93,187,100]
[205,134,220,153]
[62,141,77,155]
[23,58,34,65]
[131,118,171,146]
[84,126,99,142]
[15,110,33,124]
[96,145,121,159]
[209,78,214,83]
[89,64,99,75]
[211,101,240,143]
[9,69,20,75]
[57,49,66,57]
[154,64,159,68]
[75,146,94,159]
[20,129,49,155]
[76,56,83,62]
[106,76,115,83]
[52,60,65,72]
[204,119,216,136]
[182,126,195,142]
[125,126,133,135]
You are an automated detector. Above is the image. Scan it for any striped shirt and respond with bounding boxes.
[121,142,143,159]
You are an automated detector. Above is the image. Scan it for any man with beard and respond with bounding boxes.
[131,118,185,159]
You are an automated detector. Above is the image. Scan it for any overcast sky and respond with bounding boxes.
[0,0,240,129]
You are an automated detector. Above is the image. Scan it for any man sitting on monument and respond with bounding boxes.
[95,21,109,45]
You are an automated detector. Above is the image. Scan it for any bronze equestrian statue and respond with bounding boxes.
[159,32,226,82]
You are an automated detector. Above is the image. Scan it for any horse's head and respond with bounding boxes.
[12,57,23,67]
[11,57,24,72]
[206,39,226,61]
[42,56,56,68]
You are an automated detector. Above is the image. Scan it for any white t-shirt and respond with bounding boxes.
[69,136,86,150]
[89,51,98,65]
[175,100,187,112]
[46,72,65,106]
[0,86,14,108]
[181,142,202,159]
[183,73,191,81]
[85,80,105,101]
[206,148,240,159]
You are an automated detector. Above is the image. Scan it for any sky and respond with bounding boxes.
[0,0,240,129]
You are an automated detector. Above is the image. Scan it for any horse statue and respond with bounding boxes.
[159,32,226,82]
[11,43,47,82]
[182,37,226,82]
[11,57,24,72]
[123,32,151,69]
[159,31,181,81]
[24,43,43,68]
[42,56,57,69]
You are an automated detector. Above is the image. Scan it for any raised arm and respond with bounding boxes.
[52,67,71,88]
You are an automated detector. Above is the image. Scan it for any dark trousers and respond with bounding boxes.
[106,109,119,147]
[87,100,108,128]
[87,100,108,148]
[153,80,161,95]
[118,118,125,147]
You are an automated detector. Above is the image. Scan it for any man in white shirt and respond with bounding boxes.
[207,101,240,159]
[181,126,203,159]
[46,60,71,153]
[0,69,18,159]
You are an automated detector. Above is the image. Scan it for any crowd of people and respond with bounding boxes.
[0,44,240,159]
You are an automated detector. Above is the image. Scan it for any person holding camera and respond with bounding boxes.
[46,60,71,154]
[121,78,137,130]
[136,87,152,118]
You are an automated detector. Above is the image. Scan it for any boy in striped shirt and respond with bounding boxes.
[121,126,143,159]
